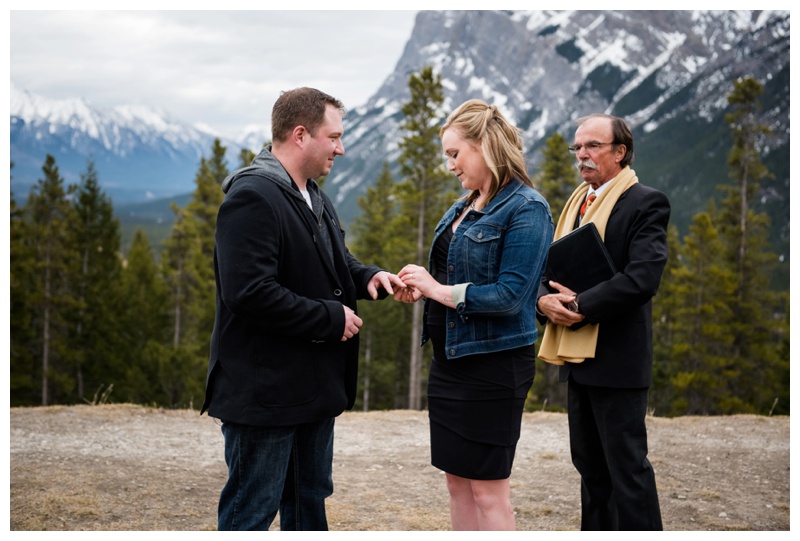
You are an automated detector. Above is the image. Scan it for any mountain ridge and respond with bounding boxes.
[10,83,261,202]
[324,10,789,261]
[10,10,790,269]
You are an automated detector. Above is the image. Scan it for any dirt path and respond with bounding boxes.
[9,405,790,531]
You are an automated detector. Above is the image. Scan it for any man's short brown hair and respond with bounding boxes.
[271,87,346,143]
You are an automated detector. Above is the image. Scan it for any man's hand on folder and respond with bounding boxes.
[537,280,586,327]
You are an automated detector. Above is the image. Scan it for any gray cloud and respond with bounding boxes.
[10,9,418,138]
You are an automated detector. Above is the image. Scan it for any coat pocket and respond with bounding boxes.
[462,224,502,282]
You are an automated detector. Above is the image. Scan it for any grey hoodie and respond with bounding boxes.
[222,145,335,263]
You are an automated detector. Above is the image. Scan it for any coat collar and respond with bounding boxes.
[465,178,526,214]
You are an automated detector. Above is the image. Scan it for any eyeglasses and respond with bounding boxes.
[568,142,616,154]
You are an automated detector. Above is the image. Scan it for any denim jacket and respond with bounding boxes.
[421,179,554,359]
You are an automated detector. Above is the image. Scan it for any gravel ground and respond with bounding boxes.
[8,404,791,531]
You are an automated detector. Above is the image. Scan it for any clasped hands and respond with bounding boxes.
[345,274,586,340]
[393,264,431,304]
[537,280,585,327]
[366,266,430,305]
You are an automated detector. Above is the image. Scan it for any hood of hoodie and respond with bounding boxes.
[219,144,340,282]
[221,145,297,195]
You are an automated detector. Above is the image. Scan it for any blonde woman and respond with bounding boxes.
[396,99,553,530]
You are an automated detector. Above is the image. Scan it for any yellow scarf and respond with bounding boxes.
[539,166,638,365]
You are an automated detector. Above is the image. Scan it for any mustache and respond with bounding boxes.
[576,159,598,172]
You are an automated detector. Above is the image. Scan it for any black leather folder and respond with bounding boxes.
[546,222,616,294]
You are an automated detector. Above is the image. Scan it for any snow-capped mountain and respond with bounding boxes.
[10,83,254,202]
[325,10,789,247]
[9,10,790,258]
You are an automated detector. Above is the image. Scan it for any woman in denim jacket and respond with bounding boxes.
[396,99,553,530]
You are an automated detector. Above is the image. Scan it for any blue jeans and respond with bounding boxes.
[218,417,335,531]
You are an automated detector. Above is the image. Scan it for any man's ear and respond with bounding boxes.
[291,125,308,147]
[615,144,626,163]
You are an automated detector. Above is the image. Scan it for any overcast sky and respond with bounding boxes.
[8,6,420,138]
[7,2,791,140]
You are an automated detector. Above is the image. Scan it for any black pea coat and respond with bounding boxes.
[201,151,383,427]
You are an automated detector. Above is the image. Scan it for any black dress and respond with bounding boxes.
[426,224,535,480]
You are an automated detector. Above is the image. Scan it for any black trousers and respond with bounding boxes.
[567,376,663,530]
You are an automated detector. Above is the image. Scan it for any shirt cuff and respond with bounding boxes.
[451,283,471,307]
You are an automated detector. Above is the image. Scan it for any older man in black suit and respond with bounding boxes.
[537,113,670,530]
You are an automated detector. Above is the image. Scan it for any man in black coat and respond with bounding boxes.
[201,87,404,531]
[537,114,670,530]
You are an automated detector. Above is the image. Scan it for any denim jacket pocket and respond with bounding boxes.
[462,224,502,283]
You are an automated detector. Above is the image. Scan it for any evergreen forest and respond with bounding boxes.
[9,70,789,417]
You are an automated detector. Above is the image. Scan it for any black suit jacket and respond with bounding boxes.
[538,182,670,388]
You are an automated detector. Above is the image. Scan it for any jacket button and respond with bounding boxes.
[449,349,456,356]
[449,265,454,271]
[334,289,342,296]
[448,321,455,328]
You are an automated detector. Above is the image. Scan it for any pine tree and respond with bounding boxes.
[10,175,39,405]
[650,224,684,415]
[25,155,76,405]
[350,162,412,410]
[184,139,228,344]
[533,132,580,225]
[161,204,204,406]
[667,210,738,415]
[117,229,172,404]
[723,77,773,301]
[67,159,123,402]
[238,147,257,168]
[160,139,228,407]
[395,66,459,410]
[714,77,787,413]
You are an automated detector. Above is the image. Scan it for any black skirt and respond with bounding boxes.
[427,323,535,480]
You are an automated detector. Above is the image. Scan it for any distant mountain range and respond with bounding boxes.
[10,10,790,266]
[9,83,258,203]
